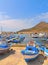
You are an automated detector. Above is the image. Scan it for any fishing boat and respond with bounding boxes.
[44,47,48,56]
[21,41,39,62]
[7,35,25,43]
[0,24,11,54]
[6,35,15,40]
[12,38,21,43]
[46,37,48,41]
[6,35,16,43]
[32,33,39,38]
[38,45,45,51]
[38,45,48,57]
[12,36,25,43]
[0,39,10,54]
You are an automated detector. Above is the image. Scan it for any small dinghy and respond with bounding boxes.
[21,41,39,62]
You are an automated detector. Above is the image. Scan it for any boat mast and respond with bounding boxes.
[1,25,2,34]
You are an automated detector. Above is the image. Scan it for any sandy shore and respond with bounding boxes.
[0,47,48,65]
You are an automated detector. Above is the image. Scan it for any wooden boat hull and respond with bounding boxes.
[21,49,39,62]
[23,53,39,62]
[0,47,10,54]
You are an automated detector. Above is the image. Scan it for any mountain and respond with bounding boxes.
[17,22,48,33]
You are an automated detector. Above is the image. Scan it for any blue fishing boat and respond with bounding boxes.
[44,47,48,56]
[38,45,45,51]
[21,41,39,62]
[0,41,10,54]
[6,35,15,40]
[38,45,48,57]
[6,35,16,43]
[46,37,48,41]
[12,36,25,43]
[12,38,21,43]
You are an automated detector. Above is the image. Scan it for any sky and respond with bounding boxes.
[0,0,48,32]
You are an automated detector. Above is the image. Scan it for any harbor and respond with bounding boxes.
[0,33,48,65]
[0,0,48,65]
[0,46,48,65]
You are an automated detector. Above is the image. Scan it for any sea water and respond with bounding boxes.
[11,34,48,46]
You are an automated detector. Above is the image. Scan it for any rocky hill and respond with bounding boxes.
[17,22,48,33]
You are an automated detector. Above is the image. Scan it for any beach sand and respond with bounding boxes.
[0,47,48,65]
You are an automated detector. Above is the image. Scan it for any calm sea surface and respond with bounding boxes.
[13,34,48,46]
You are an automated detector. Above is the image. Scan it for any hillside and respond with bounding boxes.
[17,22,48,33]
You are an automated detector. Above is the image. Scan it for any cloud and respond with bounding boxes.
[0,19,33,32]
[32,12,48,21]
[0,12,11,20]
[0,12,48,32]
